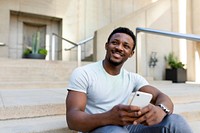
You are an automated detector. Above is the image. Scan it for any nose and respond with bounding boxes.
[115,43,123,51]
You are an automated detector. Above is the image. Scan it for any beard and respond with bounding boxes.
[108,57,124,66]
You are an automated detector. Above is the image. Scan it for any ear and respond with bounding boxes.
[129,50,134,58]
[105,43,108,50]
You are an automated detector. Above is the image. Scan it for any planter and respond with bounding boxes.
[23,53,46,59]
[165,68,187,83]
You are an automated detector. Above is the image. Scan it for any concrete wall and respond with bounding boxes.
[191,0,200,82]
[0,1,10,58]
[94,0,173,80]
[0,0,199,81]
[0,0,156,60]
[94,0,199,82]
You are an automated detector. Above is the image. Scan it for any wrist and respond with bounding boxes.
[157,104,171,115]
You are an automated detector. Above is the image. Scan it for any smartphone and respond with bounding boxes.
[128,91,153,108]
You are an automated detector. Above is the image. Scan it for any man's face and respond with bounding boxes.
[105,33,134,66]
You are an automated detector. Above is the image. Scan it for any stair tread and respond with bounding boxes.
[0,115,73,133]
[0,88,66,120]
[189,120,200,133]
[175,102,200,113]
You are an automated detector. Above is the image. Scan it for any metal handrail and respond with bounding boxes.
[52,33,78,46]
[51,33,94,66]
[65,36,94,51]
[78,36,94,45]
[136,27,200,42]
[136,27,200,73]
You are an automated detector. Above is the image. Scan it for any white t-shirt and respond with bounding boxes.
[67,61,149,114]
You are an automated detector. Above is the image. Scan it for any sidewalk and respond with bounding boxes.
[0,82,200,132]
[0,88,66,120]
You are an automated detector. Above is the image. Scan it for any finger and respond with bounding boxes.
[145,112,163,126]
[129,111,141,118]
[140,104,153,115]
[133,114,146,125]
[144,113,155,125]
[128,105,141,112]
[119,111,140,125]
[142,106,161,126]
[119,104,140,112]
[133,109,153,125]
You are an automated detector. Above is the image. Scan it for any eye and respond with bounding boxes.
[123,44,131,50]
[111,40,118,45]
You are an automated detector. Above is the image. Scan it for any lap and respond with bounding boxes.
[127,114,193,133]
[89,114,193,133]
[90,125,129,133]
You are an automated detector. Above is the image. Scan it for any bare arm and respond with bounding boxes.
[66,90,141,132]
[133,85,174,126]
[140,85,174,112]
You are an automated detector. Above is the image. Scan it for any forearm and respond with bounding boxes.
[139,85,174,114]
[67,110,112,132]
[155,92,174,114]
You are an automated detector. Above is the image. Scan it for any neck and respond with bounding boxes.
[102,60,123,75]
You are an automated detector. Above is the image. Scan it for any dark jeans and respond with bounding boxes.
[90,114,193,133]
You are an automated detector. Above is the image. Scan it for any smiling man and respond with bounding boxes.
[66,27,193,133]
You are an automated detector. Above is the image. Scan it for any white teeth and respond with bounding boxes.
[115,52,122,56]
[113,52,122,57]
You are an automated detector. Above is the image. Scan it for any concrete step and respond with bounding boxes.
[0,81,68,89]
[0,84,199,132]
[174,102,200,122]
[0,58,91,89]
[0,88,66,120]
[0,115,75,133]
[0,64,74,82]
[0,88,76,132]
[189,120,200,133]
[150,82,200,104]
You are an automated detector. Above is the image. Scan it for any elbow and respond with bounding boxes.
[67,122,75,131]
[66,114,76,130]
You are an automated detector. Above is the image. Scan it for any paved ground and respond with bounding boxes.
[0,82,200,132]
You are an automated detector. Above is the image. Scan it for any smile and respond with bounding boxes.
[112,51,124,58]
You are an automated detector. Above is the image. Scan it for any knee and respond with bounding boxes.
[163,114,193,133]
[165,114,187,124]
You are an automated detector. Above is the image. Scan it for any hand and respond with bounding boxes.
[108,104,141,126]
[133,104,166,126]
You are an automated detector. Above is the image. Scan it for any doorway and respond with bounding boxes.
[23,23,46,51]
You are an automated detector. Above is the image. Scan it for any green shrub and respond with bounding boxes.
[23,48,32,55]
[23,31,48,56]
[165,52,185,69]
[38,48,48,55]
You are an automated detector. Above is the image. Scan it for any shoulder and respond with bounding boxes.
[122,69,149,90]
[71,61,102,76]
[123,69,146,80]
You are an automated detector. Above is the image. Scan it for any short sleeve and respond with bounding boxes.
[67,67,88,93]
[132,73,149,92]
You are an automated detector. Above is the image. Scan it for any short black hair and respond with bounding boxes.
[107,27,136,50]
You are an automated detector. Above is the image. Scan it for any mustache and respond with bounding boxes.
[112,49,124,56]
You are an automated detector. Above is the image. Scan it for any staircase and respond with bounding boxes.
[0,58,90,133]
[0,58,200,132]
[0,58,81,89]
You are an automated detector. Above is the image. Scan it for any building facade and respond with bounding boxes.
[0,0,200,82]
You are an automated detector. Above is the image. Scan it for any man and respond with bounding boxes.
[66,27,193,133]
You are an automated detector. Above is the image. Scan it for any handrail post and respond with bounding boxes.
[77,44,81,66]
[51,33,94,65]
[51,34,55,61]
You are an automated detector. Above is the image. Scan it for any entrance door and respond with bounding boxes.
[23,23,46,51]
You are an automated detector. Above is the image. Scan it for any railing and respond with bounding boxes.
[52,33,94,66]
[0,42,6,46]
[136,27,200,73]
